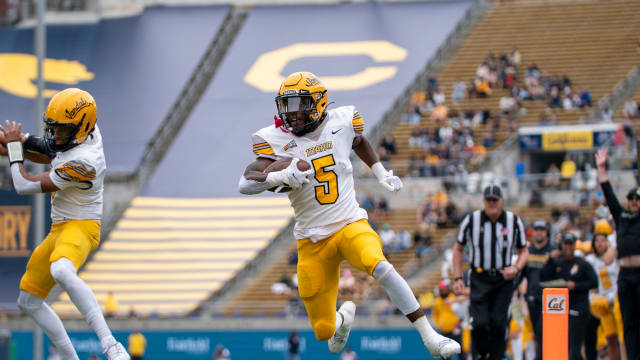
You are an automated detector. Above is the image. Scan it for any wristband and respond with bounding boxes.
[7,141,24,164]
[371,162,388,181]
[454,277,463,282]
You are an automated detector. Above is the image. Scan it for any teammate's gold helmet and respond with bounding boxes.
[275,72,328,136]
[594,219,613,236]
[44,88,97,152]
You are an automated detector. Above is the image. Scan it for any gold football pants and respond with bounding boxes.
[20,220,100,299]
[297,219,387,340]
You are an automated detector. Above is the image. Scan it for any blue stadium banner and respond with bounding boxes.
[0,190,51,311]
[518,123,619,152]
[12,328,439,360]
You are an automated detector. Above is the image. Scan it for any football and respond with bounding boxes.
[263,157,311,173]
[263,158,311,193]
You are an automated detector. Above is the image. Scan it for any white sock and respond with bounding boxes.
[50,258,114,349]
[17,291,79,360]
[372,261,421,315]
[413,316,439,343]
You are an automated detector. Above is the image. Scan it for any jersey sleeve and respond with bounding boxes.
[251,133,278,160]
[352,107,364,135]
[515,215,527,249]
[457,214,471,245]
[50,159,97,190]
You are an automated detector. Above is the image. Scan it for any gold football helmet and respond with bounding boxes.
[275,72,328,136]
[594,219,613,236]
[44,88,97,152]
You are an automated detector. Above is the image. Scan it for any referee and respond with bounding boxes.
[596,148,640,359]
[452,184,529,360]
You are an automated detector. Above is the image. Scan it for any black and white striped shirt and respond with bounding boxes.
[457,210,527,270]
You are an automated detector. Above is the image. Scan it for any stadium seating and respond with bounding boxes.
[390,0,640,175]
[52,196,292,317]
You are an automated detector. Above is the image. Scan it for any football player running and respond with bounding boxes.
[0,88,130,360]
[239,72,460,358]
[585,230,622,360]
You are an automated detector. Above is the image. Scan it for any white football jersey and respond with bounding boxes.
[585,253,619,303]
[48,125,106,222]
[252,106,367,241]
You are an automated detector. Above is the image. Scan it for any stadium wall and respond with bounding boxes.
[8,328,436,360]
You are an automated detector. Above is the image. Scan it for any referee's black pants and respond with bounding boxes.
[568,309,589,360]
[618,267,640,360]
[470,272,513,360]
[583,313,600,360]
[526,298,542,360]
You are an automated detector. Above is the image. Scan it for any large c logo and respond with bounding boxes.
[0,53,94,98]
[244,41,407,92]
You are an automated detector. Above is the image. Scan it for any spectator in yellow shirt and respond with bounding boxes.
[560,155,576,189]
[128,331,146,360]
[432,281,461,345]
[104,291,118,318]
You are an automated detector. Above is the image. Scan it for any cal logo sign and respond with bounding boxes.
[245,41,407,92]
[0,206,32,257]
[545,294,566,314]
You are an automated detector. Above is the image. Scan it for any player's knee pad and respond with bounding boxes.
[17,290,43,315]
[313,320,335,341]
[297,263,322,299]
[590,296,610,318]
[50,258,78,287]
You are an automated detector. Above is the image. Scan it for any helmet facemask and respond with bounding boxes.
[44,114,83,152]
[276,90,326,136]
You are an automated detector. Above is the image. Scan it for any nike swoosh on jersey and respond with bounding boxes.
[332,129,341,135]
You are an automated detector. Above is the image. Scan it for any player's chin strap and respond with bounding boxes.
[7,141,42,195]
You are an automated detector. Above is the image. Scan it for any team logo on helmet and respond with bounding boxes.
[65,98,92,119]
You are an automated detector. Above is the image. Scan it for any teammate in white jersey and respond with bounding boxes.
[585,232,623,360]
[239,72,460,358]
[0,88,129,360]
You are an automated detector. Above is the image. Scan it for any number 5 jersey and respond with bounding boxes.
[251,105,368,242]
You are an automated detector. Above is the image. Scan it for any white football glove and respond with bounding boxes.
[266,158,313,189]
[372,162,403,193]
[379,170,403,192]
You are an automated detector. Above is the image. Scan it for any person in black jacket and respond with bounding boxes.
[596,148,640,359]
[540,232,598,360]
[521,220,558,360]
[288,331,301,360]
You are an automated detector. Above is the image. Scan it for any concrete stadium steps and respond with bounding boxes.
[221,208,453,316]
[411,203,598,297]
[52,196,293,317]
[390,0,640,175]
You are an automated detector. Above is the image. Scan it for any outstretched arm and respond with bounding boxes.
[353,135,402,192]
[352,135,379,167]
[595,148,623,220]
